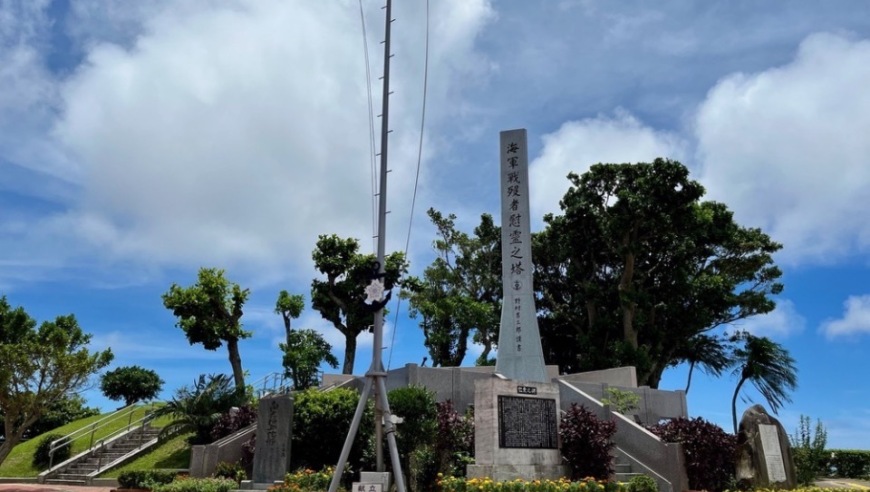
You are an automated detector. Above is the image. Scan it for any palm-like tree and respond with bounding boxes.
[156,373,245,444]
[730,332,798,433]
[675,334,733,394]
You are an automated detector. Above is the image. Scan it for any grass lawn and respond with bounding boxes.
[0,404,161,478]
[98,432,193,477]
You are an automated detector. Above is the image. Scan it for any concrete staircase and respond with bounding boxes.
[614,459,644,483]
[43,426,162,486]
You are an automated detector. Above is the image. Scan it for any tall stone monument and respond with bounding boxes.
[494,128,548,383]
[467,129,566,481]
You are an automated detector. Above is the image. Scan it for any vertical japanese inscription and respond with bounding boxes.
[496,128,547,383]
[497,396,558,448]
[504,138,525,352]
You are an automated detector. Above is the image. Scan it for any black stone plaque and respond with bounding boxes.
[498,395,558,448]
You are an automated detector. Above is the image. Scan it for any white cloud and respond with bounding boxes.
[696,33,870,263]
[822,295,870,338]
[529,110,688,220]
[729,299,806,339]
[1,0,495,284]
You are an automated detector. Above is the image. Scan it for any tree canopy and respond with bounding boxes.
[402,208,501,366]
[535,159,783,387]
[100,365,165,407]
[310,234,407,374]
[408,159,784,389]
[0,296,114,465]
[274,291,338,390]
[162,268,251,388]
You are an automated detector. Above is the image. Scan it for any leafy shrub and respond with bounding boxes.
[410,445,439,492]
[213,460,247,484]
[601,387,641,415]
[275,466,335,492]
[210,404,257,442]
[290,387,373,471]
[434,400,474,477]
[829,450,870,478]
[25,395,100,438]
[388,386,437,475]
[627,475,658,492]
[648,417,736,492]
[790,415,828,485]
[152,477,237,492]
[32,433,69,469]
[117,470,177,489]
[559,403,616,480]
[438,476,626,492]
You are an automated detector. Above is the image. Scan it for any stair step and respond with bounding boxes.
[44,427,161,480]
[615,473,646,482]
[614,463,632,473]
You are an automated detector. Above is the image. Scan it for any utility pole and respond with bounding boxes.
[327,0,405,491]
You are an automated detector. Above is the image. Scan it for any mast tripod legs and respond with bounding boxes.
[326,371,406,492]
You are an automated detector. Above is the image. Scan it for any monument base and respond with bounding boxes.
[469,378,565,482]
[467,464,567,482]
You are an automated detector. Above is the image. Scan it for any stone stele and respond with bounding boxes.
[735,404,797,489]
[251,394,294,486]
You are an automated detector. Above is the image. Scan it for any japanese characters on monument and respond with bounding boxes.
[494,129,548,383]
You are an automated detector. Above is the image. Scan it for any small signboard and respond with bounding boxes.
[352,483,384,492]
[517,385,537,395]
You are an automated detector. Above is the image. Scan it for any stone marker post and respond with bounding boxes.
[250,394,294,488]
[736,404,797,489]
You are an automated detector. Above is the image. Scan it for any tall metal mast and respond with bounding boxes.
[328,0,405,491]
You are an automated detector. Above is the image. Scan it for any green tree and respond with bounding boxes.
[274,291,337,390]
[402,209,501,367]
[155,373,245,444]
[674,334,732,394]
[310,234,407,374]
[0,394,100,439]
[162,268,251,388]
[730,331,798,434]
[0,296,114,465]
[281,329,339,390]
[275,290,305,339]
[535,159,783,387]
[100,365,165,406]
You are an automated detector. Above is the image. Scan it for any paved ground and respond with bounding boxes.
[814,478,870,490]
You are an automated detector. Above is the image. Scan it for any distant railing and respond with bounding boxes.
[251,372,291,398]
[48,402,159,470]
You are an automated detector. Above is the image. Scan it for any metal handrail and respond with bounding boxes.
[251,372,291,397]
[48,402,159,470]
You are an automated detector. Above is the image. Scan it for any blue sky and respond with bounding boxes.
[2,0,870,449]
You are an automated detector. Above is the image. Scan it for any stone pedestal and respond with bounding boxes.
[251,394,294,487]
[466,378,567,481]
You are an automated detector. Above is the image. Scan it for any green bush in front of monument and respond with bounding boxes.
[388,386,438,492]
[290,387,373,472]
[627,475,658,492]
